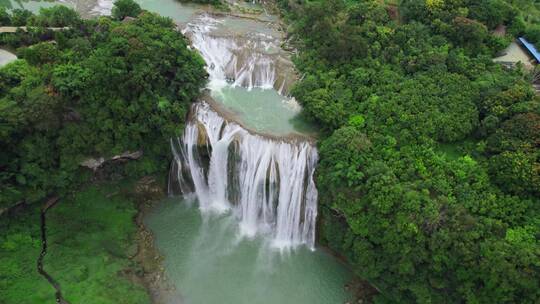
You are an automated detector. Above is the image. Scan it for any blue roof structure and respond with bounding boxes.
[518,37,540,63]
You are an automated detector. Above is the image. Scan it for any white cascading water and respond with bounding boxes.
[170,103,318,250]
[90,0,113,15]
[169,14,318,250]
[183,14,293,94]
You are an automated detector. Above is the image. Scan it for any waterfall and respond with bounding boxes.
[183,14,294,95]
[168,13,317,250]
[91,0,113,15]
[169,102,318,250]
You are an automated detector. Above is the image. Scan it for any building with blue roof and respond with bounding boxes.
[493,38,538,70]
[517,37,540,63]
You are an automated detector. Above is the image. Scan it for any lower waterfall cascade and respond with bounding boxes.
[169,102,318,250]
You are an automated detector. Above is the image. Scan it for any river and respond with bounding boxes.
[0,1,354,303]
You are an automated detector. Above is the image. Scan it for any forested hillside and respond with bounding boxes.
[1,4,206,303]
[277,0,539,302]
[0,6,206,211]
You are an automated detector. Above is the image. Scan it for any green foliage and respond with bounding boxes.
[278,0,540,302]
[489,150,540,195]
[348,114,365,129]
[19,41,61,65]
[0,182,153,304]
[10,9,32,26]
[0,4,202,304]
[112,0,142,21]
[0,9,206,210]
[524,23,540,45]
[45,184,150,304]
[0,207,55,303]
[0,7,10,26]
[30,5,81,27]
[51,64,91,98]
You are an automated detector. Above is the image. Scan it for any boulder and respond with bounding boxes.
[80,150,143,171]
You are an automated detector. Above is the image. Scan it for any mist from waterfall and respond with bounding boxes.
[169,102,318,250]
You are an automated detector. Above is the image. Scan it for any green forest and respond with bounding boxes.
[0,3,206,303]
[276,0,539,303]
[0,4,206,211]
[1,0,539,303]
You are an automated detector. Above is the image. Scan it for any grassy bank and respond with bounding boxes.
[0,178,166,304]
[0,206,55,303]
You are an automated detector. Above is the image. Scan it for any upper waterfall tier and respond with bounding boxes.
[181,13,315,137]
[169,102,318,250]
[183,14,296,95]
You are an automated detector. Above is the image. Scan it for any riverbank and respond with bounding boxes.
[127,176,178,304]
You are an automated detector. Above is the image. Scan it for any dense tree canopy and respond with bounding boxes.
[0,4,206,210]
[277,0,540,302]
[111,0,142,20]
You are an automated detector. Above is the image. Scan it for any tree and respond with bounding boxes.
[0,7,11,26]
[31,5,81,27]
[489,151,540,195]
[112,0,142,20]
[0,9,206,210]
[10,9,32,26]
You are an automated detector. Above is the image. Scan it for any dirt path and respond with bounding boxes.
[37,197,71,304]
[0,26,69,33]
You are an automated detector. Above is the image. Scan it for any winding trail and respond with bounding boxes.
[37,197,71,304]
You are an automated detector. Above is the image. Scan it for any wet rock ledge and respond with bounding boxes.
[123,176,179,304]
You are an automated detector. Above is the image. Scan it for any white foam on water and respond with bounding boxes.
[91,0,113,15]
[183,14,290,93]
[170,102,318,250]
